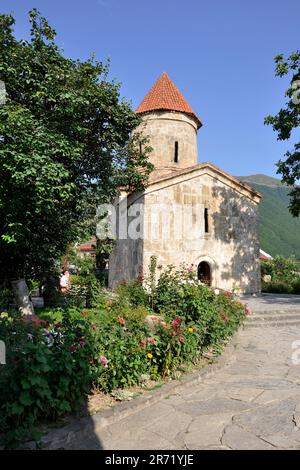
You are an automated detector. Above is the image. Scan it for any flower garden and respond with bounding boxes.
[0,263,248,447]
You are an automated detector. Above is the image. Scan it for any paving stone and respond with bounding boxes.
[176,397,255,417]
[224,387,263,402]
[103,429,177,450]
[260,433,300,449]
[162,394,187,407]
[254,389,300,405]
[293,404,300,436]
[183,413,233,449]
[222,424,275,450]
[233,399,297,437]
[143,410,192,441]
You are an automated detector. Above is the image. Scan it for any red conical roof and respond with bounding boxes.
[136,72,202,128]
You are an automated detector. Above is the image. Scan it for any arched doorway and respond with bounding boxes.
[198,261,211,286]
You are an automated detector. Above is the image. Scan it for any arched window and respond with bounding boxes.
[198,261,211,286]
[174,141,179,163]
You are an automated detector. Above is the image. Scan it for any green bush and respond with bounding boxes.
[65,274,105,309]
[0,312,96,447]
[292,278,300,295]
[116,280,149,307]
[261,256,300,294]
[0,287,14,310]
[0,264,247,447]
[262,280,293,294]
[261,255,299,282]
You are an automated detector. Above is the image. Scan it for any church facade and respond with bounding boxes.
[108,73,261,294]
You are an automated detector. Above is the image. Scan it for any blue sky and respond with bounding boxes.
[2,0,299,177]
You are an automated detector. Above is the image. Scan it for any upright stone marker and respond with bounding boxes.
[11,279,34,316]
[0,80,7,105]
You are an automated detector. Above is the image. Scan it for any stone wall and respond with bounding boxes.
[108,193,144,289]
[109,168,261,293]
[134,110,198,176]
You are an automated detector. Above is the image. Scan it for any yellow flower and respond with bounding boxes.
[187,327,194,333]
[147,353,153,359]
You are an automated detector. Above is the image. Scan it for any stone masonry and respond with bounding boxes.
[109,72,261,293]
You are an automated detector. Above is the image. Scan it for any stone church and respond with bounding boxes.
[108,73,261,294]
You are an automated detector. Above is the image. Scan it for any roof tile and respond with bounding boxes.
[136,72,202,128]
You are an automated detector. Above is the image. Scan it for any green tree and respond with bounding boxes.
[0,10,153,286]
[265,52,300,216]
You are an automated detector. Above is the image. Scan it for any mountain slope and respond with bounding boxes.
[238,174,300,258]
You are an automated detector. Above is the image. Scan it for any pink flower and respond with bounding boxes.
[246,307,251,316]
[90,323,97,330]
[99,355,108,368]
[78,336,86,347]
[146,337,156,344]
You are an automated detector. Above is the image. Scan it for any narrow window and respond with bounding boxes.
[204,208,209,233]
[174,141,179,163]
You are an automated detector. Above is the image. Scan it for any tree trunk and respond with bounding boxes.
[11,279,34,316]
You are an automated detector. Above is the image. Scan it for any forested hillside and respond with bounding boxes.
[238,175,300,258]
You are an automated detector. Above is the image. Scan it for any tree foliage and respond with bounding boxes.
[0,10,153,283]
[265,52,300,216]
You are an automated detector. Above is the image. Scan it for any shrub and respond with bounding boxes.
[262,256,300,284]
[261,256,300,294]
[292,278,300,295]
[262,280,293,294]
[116,280,149,307]
[0,264,247,447]
[0,311,96,447]
[65,274,105,308]
[0,286,14,310]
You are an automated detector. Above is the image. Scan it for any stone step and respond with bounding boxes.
[248,313,300,322]
[245,319,300,328]
[248,309,300,316]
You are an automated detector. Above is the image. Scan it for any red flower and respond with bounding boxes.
[80,311,90,317]
[117,316,126,326]
[223,291,232,297]
[21,316,44,326]
[172,316,182,334]
[172,317,181,328]
[69,344,77,351]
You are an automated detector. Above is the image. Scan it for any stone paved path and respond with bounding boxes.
[67,295,300,450]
